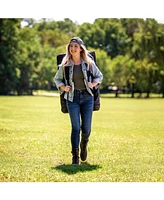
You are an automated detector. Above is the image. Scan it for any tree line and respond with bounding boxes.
[0,18,164,97]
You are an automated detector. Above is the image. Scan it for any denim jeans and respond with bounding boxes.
[66,90,94,148]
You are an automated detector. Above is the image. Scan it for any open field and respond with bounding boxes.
[0,96,164,182]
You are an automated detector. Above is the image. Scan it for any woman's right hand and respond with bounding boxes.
[60,85,71,92]
[64,85,71,92]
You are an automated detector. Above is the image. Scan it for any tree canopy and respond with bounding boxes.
[0,18,164,97]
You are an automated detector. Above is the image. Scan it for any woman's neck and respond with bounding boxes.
[72,56,81,65]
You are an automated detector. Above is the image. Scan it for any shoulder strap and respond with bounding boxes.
[64,66,70,86]
[85,63,94,82]
[85,63,91,82]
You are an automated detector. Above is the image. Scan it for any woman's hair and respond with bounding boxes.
[61,37,94,68]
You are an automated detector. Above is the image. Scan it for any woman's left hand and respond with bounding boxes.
[88,82,97,89]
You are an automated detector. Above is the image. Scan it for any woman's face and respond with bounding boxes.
[69,42,82,57]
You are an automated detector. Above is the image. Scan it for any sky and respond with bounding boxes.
[38,17,164,25]
[1,0,164,25]
[33,17,164,25]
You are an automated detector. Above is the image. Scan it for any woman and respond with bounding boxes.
[54,37,103,164]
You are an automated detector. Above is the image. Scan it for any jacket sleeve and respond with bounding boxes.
[54,65,65,93]
[91,62,103,84]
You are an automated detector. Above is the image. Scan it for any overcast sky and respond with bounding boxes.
[1,0,164,25]
[43,17,164,25]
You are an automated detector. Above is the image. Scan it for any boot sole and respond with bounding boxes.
[80,159,87,163]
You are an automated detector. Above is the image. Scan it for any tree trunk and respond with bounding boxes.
[131,83,135,98]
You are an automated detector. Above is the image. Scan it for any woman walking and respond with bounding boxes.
[54,37,103,164]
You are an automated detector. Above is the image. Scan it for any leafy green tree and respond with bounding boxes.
[153,22,164,97]
[1,18,164,97]
[134,59,158,98]
[158,64,164,97]
[109,55,136,97]
[133,19,164,97]
[33,18,77,47]
[92,48,111,89]
[0,18,21,95]
[120,18,145,59]
[16,26,41,95]
[76,22,105,49]
[34,44,57,90]
[34,18,58,31]
[93,18,129,58]
[57,18,78,37]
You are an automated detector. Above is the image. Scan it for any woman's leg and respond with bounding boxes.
[67,100,81,148]
[66,94,81,164]
[80,92,94,161]
[80,93,94,141]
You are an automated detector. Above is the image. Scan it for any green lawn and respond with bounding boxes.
[0,96,164,182]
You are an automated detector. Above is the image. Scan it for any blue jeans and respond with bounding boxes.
[66,90,94,148]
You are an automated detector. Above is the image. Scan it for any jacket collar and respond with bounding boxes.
[64,58,86,67]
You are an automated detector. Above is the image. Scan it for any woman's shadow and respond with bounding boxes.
[51,162,101,175]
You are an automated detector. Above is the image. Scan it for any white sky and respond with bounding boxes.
[1,0,164,24]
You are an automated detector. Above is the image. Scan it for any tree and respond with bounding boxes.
[57,18,78,37]
[93,18,129,58]
[93,48,111,89]
[1,18,164,97]
[33,18,77,47]
[0,18,21,95]
[109,55,136,97]
[16,26,41,95]
[76,22,105,49]
[34,44,57,90]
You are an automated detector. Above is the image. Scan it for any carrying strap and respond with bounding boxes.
[87,69,91,82]
[64,66,70,86]
[64,66,70,100]
[85,63,93,82]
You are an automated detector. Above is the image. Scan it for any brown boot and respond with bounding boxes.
[80,140,88,162]
[71,148,79,165]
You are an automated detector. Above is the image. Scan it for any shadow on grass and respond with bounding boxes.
[52,162,101,175]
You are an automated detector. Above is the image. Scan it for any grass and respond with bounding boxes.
[0,96,164,182]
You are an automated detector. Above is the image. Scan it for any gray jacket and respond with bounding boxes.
[54,59,103,102]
